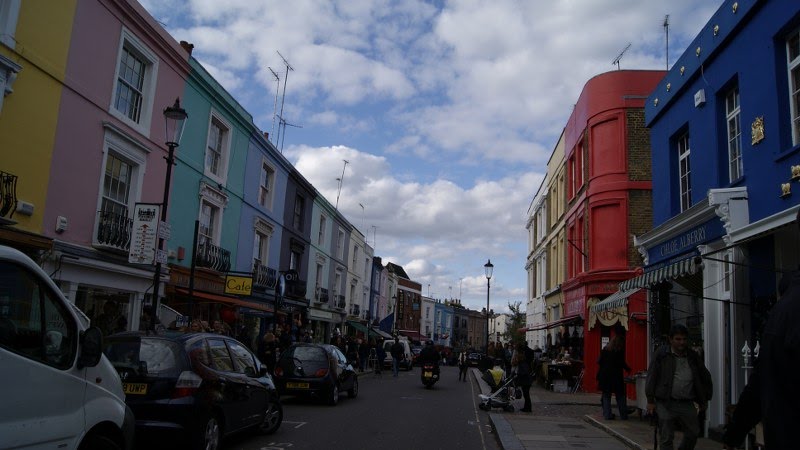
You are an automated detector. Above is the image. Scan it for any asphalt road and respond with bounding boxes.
[224,365,500,450]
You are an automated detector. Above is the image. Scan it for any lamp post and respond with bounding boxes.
[150,98,187,330]
[484,259,493,354]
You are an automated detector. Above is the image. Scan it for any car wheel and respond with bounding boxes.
[259,400,283,435]
[78,433,121,450]
[328,383,339,406]
[347,378,359,398]
[194,414,221,450]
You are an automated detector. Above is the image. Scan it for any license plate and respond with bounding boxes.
[286,382,309,389]
[424,371,432,377]
[123,383,148,395]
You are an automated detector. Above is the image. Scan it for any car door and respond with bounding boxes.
[206,338,248,431]
[226,339,268,428]
[0,259,84,449]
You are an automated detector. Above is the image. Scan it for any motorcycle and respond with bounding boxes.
[421,362,440,388]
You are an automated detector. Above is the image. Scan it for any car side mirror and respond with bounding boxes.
[77,326,103,369]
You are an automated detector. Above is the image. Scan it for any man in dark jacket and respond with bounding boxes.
[645,324,712,450]
[390,340,404,377]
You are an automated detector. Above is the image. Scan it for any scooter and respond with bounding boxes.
[421,362,440,388]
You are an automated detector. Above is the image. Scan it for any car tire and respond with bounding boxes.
[194,414,221,450]
[78,433,121,450]
[347,378,359,398]
[328,383,339,406]
[258,400,283,435]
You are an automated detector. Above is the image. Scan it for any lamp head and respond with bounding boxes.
[484,259,494,280]
[164,98,188,147]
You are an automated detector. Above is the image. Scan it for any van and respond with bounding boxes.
[382,338,413,370]
[0,245,134,450]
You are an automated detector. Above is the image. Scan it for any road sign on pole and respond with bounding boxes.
[129,203,161,265]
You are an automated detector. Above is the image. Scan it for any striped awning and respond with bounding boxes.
[619,256,701,291]
[590,288,641,313]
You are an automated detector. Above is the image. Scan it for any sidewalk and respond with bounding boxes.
[472,368,721,450]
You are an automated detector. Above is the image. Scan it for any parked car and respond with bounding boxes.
[0,245,134,450]
[103,331,282,449]
[382,339,413,370]
[467,352,484,367]
[273,343,358,406]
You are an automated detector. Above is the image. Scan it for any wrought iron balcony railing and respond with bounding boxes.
[315,287,329,303]
[252,260,277,290]
[95,210,132,251]
[0,171,18,219]
[196,241,232,272]
[286,278,307,298]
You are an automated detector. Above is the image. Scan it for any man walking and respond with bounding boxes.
[646,324,712,450]
[458,350,468,381]
[390,340,403,377]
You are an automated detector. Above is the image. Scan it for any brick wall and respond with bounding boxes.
[626,108,653,267]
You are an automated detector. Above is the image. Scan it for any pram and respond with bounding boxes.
[478,366,519,412]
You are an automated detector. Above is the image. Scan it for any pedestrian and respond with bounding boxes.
[390,339,404,377]
[645,324,713,450]
[359,338,369,372]
[596,335,631,420]
[260,331,277,375]
[512,341,535,412]
[375,339,386,375]
[722,211,800,449]
[458,350,468,381]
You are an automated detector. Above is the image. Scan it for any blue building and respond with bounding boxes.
[620,0,800,430]
[434,300,454,348]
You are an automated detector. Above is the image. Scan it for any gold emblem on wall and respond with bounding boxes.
[781,183,791,198]
[791,165,800,180]
[751,116,765,145]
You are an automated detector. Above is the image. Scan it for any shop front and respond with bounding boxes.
[309,307,341,343]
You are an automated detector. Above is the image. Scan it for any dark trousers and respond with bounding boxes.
[601,385,628,419]
[520,382,532,411]
[458,364,468,381]
[656,400,700,450]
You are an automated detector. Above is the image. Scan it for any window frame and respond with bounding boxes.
[677,132,692,212]
[292,194,305,231]
[109,28,158,136]
[258,159,276,210]
[725,86,743,182]
[318,215,327,246]
[204,111,232,184]
[787,28,800,146]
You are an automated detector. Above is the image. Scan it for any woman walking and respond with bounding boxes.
[596,335,631,420]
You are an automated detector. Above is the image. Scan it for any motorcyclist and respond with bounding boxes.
[418,340,440,367]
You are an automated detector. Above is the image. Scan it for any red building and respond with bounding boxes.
[560,70,664,394]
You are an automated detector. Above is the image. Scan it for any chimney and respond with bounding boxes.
[264,132,269,140]
[179,41,194,55]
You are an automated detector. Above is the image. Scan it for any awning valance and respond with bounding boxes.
[525,315,581,332]
[590,288,641,313]
[619,256,701,291]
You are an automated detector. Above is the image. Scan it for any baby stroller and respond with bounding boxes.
[478,362,519,412]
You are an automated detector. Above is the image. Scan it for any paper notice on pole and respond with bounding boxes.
[129,203,161,265]
[155,249,168,265]
[158,221,171,240]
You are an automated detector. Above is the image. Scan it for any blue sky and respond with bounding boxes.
[141,0,721,313]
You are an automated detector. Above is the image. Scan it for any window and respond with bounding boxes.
[258,160,275,209]
[199,200,219,245]
[725,87,743,182]
[0,261,77,370]
[253,230,268,265]
[337,229,345,259]
[205,114,231,181]
[678,133,692,212]
[227,340,257,376]
[316,264,323,289]
[292,195,304,231]
[318,215,326,245]
[207,339,234,372]
[110,29,157,134]
[788,29,800,145]
[364,257,369,279]
[352,245,359,266]
[0,0,21,48]
[198,183,227,246]
[290,249,301,271]
[101,153,133,218]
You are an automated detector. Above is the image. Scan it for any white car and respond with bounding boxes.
[382,339,413,370]
[0,245,134,449]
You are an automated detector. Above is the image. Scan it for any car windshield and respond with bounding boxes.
[291,345,327,362]
[104,337,183,377]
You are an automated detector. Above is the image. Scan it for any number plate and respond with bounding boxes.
[123,383,148,395]
[286,382,310,389]
[424,371,433,377]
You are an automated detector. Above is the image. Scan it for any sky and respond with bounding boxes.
[141,0,722,314]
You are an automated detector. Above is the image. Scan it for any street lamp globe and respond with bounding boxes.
[164,98,188,147]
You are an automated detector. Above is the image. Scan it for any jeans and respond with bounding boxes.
[392,357,400,377]
[656,400,700,450]
[601,386,628,419]
[458,365,467,381]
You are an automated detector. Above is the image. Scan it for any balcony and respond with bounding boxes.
[252,260,277,290]
[0,170,18,222]
[95,210,133,252]
[315,287,329,303]
[285,278,307,298]
[196,241,231,272]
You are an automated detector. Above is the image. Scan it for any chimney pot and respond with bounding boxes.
[179,41,194,55]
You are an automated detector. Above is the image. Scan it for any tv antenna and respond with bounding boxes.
[664,15,670,70]
[275,51,294,148]
[276,114,302,152]
[335,159,349,210]
[268,67,280,143]
[612,42,631,70]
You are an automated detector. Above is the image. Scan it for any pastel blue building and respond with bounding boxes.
[434,300,454,348]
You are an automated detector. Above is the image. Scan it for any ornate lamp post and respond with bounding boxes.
[484,259,493,354]
[149,98,187,330]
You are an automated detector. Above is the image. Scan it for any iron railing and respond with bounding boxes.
[252,260,278,290]
[196,240,231,272]
[95,210,132,251]
[0,171,18,219]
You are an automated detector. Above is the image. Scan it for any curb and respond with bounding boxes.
[583,415,643,450]
[488,413,525,450]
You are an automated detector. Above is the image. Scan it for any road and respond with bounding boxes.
[224,365,501,450]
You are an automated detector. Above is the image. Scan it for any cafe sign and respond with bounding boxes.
[225,275,252,296]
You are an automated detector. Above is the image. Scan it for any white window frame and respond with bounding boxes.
[204,111,232,184]
[678,132,692,212]
[337,228,345,259]
[318,214,327,246]
[253,218,273,266]
[352,245,359,267]
[258,158,276,210]
[725,86,743,182]
[198,182,228,245]
[788,28,800,146]
[109,28,158,136]
[0,0,21,48]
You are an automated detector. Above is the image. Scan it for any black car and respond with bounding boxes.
[103,331,282,450]
[467,352,484,366]
[274,343,358,406]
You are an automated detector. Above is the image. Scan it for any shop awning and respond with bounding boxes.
[619,256,702,291]
[524,315,581,332]
[590,288,641,313]
[173,287,273,313]
[346,320,369,335]
[398,329,428,342]
[371,327,392,339]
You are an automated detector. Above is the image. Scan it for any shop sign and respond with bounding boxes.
[225,275,253,296]
[647,219,725,265]
[129,203,160,265]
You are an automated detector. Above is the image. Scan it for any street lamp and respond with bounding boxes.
[484,259,493,355]
[150,98,187,330]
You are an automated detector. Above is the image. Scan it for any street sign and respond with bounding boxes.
[225,275,253,296]
[158,221,171,240]
[155,249,168,265]
[129,203,160,265]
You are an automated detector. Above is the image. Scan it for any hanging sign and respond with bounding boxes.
[225,275,253,296]
[129,203,160,265]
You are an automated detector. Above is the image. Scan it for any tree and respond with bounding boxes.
[503,301,526,347]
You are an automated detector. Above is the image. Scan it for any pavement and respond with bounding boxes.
[471,368,722,450]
